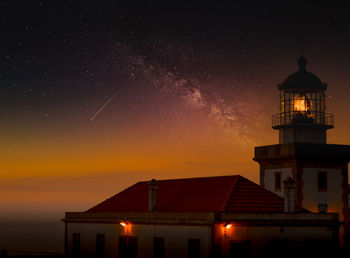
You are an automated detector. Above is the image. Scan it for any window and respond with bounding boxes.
[153,237,164,258]
[274,172,282,192]
[96,234,105,258]
[213,243,222,258]
[72,233,80,258]
[119,236,128,258]
[119,236,137,258]
[318,171,327,192]
[128,238,138,258]
[229,241,250,258]
[318,203,328,213]
[188,239,200,258]
[305,239,330,256]
[269,239,289,257]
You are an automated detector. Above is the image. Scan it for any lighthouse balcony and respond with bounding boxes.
[272,111,334,129]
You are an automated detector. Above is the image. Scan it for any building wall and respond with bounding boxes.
[215,222,336,257]
[66,222,211,258]
[65,212,339,258]
[263,168,293,197]
[302,168,343,218]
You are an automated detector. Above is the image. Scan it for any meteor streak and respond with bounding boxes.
[90,91,120,121]
[90,64,131,121]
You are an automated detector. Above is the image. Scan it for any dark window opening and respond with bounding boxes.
[269,239,289,257]
[318,203,328,213]
[119,236,127,258]
[305,239,331,256]
[96,234,105,258]
[274,172,282,192]
[153,237,164,258]
[72,233,80,258]
[119,236,137,258]
[318,171,327,192]
[213,243,222,258]
[229,241,250,258]
[188,239,200,258]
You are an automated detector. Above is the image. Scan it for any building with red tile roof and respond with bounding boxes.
[64,175,338,258]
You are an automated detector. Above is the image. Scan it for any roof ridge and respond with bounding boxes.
[139,174,239,183]
[221,175,241,211]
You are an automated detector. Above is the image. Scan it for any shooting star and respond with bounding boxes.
[90,64,133,121]
[90,91,120,121]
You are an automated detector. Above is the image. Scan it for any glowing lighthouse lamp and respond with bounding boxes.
[293,94,311,113]
[272,57,333,144]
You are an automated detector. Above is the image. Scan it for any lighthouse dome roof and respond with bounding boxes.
[278,57,327,92]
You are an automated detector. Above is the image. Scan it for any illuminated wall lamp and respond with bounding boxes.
[223,223,232,237]
[225,223,232,229]
[120,220,128,227]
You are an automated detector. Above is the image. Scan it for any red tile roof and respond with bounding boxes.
[88,175,286,213]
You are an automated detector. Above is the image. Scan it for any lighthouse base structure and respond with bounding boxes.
[254,142,350,249]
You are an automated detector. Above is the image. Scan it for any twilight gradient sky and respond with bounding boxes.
[1,1,350,249]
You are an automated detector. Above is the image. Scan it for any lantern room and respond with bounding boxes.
[272,57,334,144]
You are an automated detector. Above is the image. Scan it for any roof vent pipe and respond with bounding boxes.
[283,177,296,213]
[148,179,158,212]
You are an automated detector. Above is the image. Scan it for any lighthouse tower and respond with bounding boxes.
[254,57,350,247]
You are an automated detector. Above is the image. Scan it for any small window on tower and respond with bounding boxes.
[274,172,282,192]
[318,171,327,192]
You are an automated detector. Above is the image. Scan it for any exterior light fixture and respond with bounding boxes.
[223,223,232,237]
[120,220,128,227]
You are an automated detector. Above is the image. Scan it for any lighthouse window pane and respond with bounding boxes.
[274,172,281,192]
[318,171,327,192]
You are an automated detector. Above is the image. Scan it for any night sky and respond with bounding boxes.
[1,0,350,251]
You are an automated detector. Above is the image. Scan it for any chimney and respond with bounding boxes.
[148,179,158,212]
[283,177,296,213]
